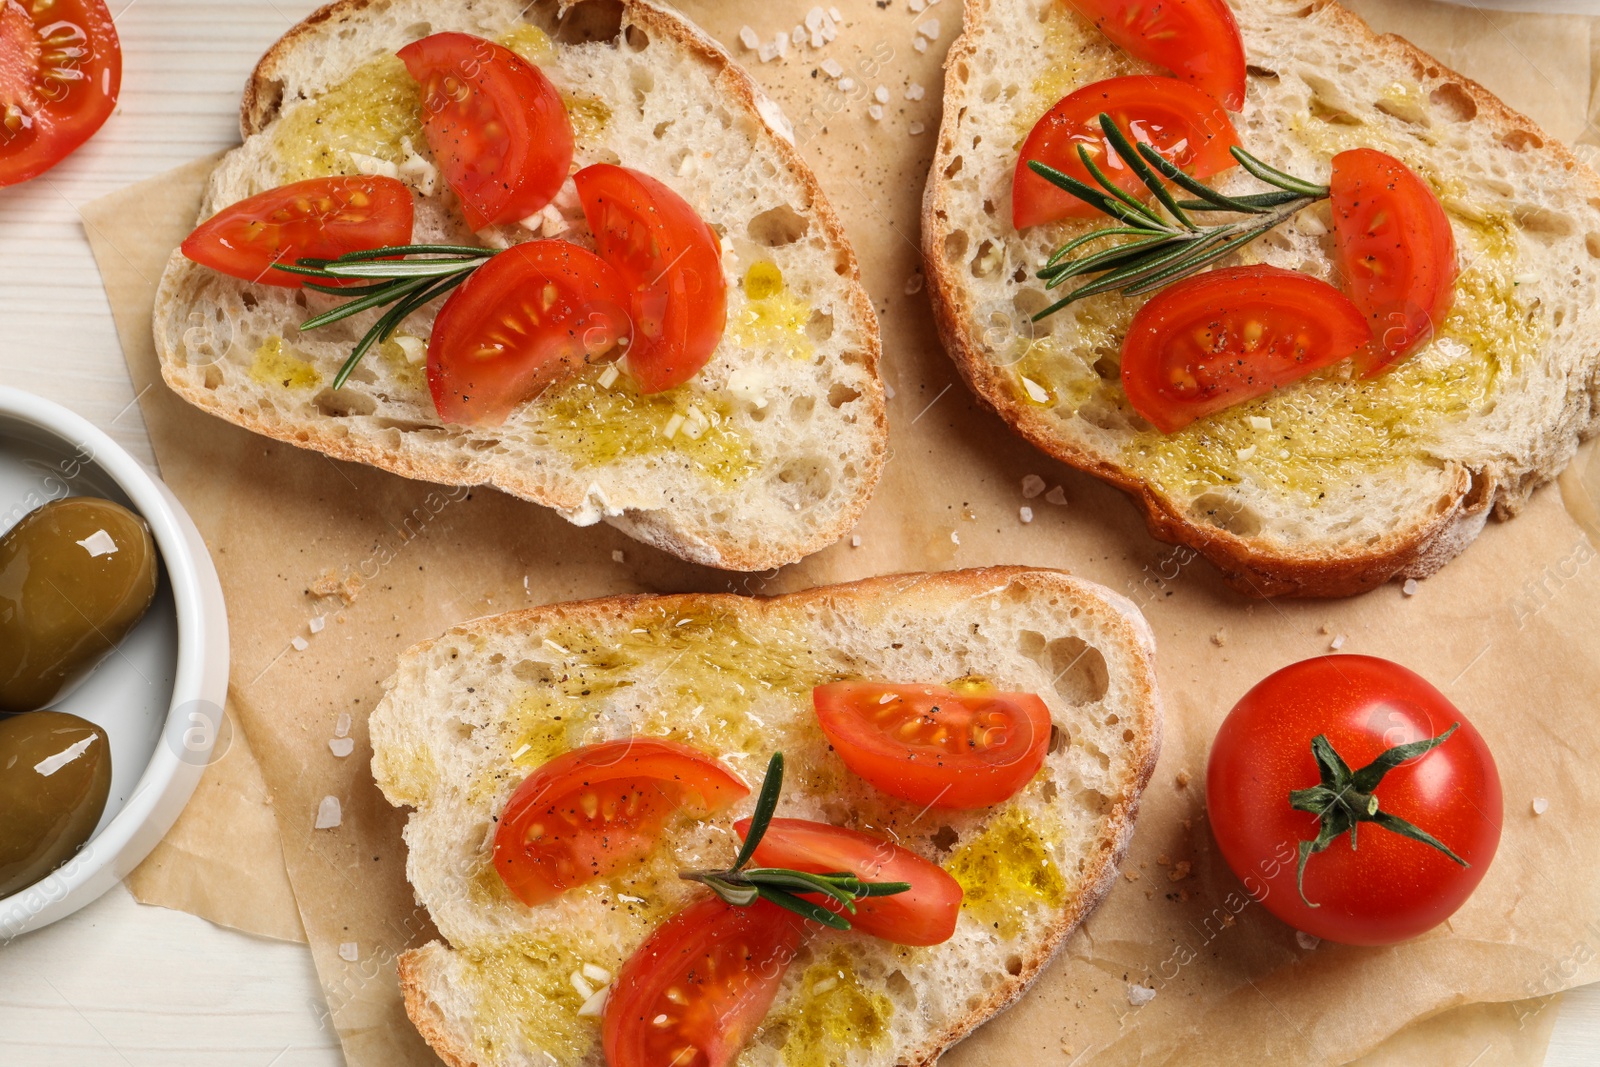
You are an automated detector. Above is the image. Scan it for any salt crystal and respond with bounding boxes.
[909,120,926,134]
[1045,486,1068,506]
[1020,377,1049,403]
[810,27,824,48]
[291,636,310,652]
[874,85,890,104]
[309,615,326,634]
[1248,415,1274,431]
[577,986,610,1017]
[1019,506,1034,524]
[1330,634,1346,651]
[1402,578,1419,596]
[773,31,790,58]
[582,964,612,983]
[821,17,837,43]
[597,363,620,389]
[315,796,342,830]
[904,273,924,295]
[950,531,960,545]
[839,77,856,92]
[906,82,926,101]
[329,737,355,758]
[851,534,862,547]
[759,41,780,63]
[792,25,806,47]
[885,382,896,399]
[821,57,844,78]
[829,5,843,21]
[913,36,927,52]
[917,18,941,38]
[612,550,626,563]
[1533,797,1550,815]
[805,6,826,31]
[1022,474,1047,498]
[571,971,596,1000]
[339,942,358,962]
[868,104,884,121]
[76,530,118,558]
[1236,445,1257,460]
[910,0,926,11]
[1127,984,1156,1006]
[738,25,760,50]
[1296,931,1321,950]
[663,413,685,438]
[336,712,351,738]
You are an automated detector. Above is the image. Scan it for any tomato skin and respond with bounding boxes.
[1063,0,1247,111]
[1013,76,1240,228]
[574,163,728,394]
[180,176,415,288]
[734,817,963,946]
[397,32,573,230]
[491,739,748,908]
[1329,148,1459,377]
[1205,655,1502,946]
[426,239,633,426]
[812,682,1053,810]
[604,897,807,1067]
[1121,265,1371,433]
[0,0,120,186]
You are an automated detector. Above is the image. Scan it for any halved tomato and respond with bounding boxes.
[491,739,747,907]
[397,32,573,230]
[604,897,806,1067]
[812,682,1053,810]
[1014,76,1240,229]
[1063,0,1247,111]
[1329,148,1458,377]
[734,817,963,946]
[180,176,414,288]
[0,0,120,186]
[1121,265,1371,433]
[426,239,633,426]
[575,163,728,394]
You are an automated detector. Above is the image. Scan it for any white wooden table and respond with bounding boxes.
[0,1,1596,1064]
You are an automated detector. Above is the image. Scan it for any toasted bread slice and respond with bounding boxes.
[923,0,1600,597]
[153,0,885,572]
[369,567,1162,1066]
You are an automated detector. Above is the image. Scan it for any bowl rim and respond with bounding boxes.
[0,385,229,937]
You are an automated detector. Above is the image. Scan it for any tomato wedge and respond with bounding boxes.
[180,176,414,288]
[491,739,747,907]
[812,682,1053,810]
[575,163,728,394]
[604,897,806,1067]
[397,32,573,230]
[1121,265,1371,433]
[0,0,120,186]
[1329,148,1459,377]
[426,239,633,426]
[1014,76,1240,228]
[1063,0,1247,111]
[734,817,963,945]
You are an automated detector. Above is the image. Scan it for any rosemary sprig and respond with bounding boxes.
[1028,113,1330,321]
[278,244,496,389]
[681,752,911,931]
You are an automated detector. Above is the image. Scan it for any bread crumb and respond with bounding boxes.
[909,119,926,133]
[1402,578,1419,596]
[851,534,862,547]
[874,85,889,104]
[1127,984,1156,1006]
[1319,622,1332,635]
[1168,861,1192,882]
[291,636,310,652]
[1533,797,1550,815]
[1175,769,1191,788]
[1296,931,1321,950]
[1045,486,1068,506]
[308,567,364,604]
[904,272,924,294]
[738,25,759,49]
[1330,634,1346,651]
[314,796,342,830]
[1019,506,1034,524]
[339,942,358,962]
[1123,868,1141,882]
[906,82,926,101]
[917,17,941,38]
[1209,629,1225,647]
[1156,854,1170,867]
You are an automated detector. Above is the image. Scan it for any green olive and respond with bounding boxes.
[0,497,158,714]
[0,710,112,898]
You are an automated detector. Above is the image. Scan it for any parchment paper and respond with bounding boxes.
[81,1,1600,1064]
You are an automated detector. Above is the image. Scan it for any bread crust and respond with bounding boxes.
[385,566,1163,1067]
[922,0,1600,598]
[161,0,887,574]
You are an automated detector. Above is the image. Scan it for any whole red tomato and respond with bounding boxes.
[1206,655,1502,945]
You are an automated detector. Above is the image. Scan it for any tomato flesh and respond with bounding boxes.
[734,817,962,945]
[604,897,805,1067]
[575,163,728,393]
[398,32,573,230]
[491,739,748,907]
[1014,76,1240,229]
[1063,0,1246,111]
[1330,148,1458,377]
[426,239,633,426]
[1206,655,1502,945]
[0,0,119,186]
[180,176,415,288]
[812,681,1052,810]
[1120,265,1371,433]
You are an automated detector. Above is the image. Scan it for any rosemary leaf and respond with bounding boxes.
[1231,146,1329,198]
[1041,226,1164,271]
[732,752,785,872]
[757,886,852,931]
[1174,190,1307,211]
[299,276,433,331]
[1135,143,1277,214]
[321,258,488,279]
[1041,235,1182,288]
[1097,114,1193,230]
[1075,145,1165,228]
[1027,160,1158,227]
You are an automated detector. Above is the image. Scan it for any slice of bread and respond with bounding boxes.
[368,567,1162,1067]
[153,0,886,572]
[923,0,1600,597]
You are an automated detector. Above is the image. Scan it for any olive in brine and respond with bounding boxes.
[0,710,112,898]
[0,497,158,713]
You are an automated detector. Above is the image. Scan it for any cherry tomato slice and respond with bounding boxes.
[574,163,728,394]
[1063,0,1247,111]
[0,0,120,186]
[1121,265,1371,433]
[604,897,806,1067]
[180,176,414,288]
[1014,76,1240,229]
[397,32,574,230]
[1329,148,1459,377]
[426,239,633,426]
[734,817,963,946]
[491,739,748,907]
[1206,655,1502,945]
[812,682,1053,810]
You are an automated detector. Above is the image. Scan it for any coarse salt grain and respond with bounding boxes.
[868,104,884,121]
[1533,797,1550,815]
[1330,634,1346,651]
[950,531,960,545]
[738,25,759,49]
[314,796,342,830]
[851,534,862,547]
[1248,415,1273,431]
[917,18,940,38]
[291,636,309,652]
[335,712,351,738]
[909,120,926,134]
[774,31,789,57]
[1020,376,1049,403]
[578,987,611,1017]
[821,57,844,78]
[612,550,626,563]
[583,964,611,983]
[1402,578,1419,596]
[1236,445,1257,460]
[1022,475,1047,498]
[839,76,856,92]
[1045,486,1068,506]
[913,36,927,52]
[759,40,780,62]
[792,25,806,46]
[910,0,926,10]
[571,971,596,1000]
[339,942,358,962]
[805,6,826,30]
[1019,506,1034,524]
[829,6,843,22]
[904,273,924,295]
[1127,984,1156,1006]
[874,85,889,104]
[906,82,926,101]
[1296,931,1321,950]
[885,382,896,399]
[309,615,326,634]
[328,737,355,758]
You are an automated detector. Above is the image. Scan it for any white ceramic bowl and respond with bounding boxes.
[0,386,229,939]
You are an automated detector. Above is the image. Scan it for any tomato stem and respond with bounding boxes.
[1287,724,1469,908]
